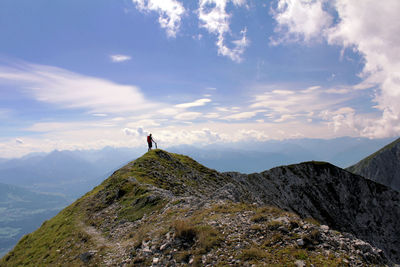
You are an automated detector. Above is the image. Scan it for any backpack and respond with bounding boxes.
[147,135,151,143]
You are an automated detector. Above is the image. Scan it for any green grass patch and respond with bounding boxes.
[196,225,222,253]
[172,219,222,254]
[173,219,196,243]
[240,247,268,261]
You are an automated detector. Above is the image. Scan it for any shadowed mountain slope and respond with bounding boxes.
[347,137,400,192]
[1,150,399,266]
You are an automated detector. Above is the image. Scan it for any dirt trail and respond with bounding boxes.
[80,222,127,265]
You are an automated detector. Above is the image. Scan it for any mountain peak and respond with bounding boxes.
[2,150,399,266]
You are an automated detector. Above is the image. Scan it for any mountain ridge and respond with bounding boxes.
[1,150,399,266]
[347,137,400,192]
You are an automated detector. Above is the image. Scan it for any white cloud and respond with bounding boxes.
[204,112,220,119]
[274,114,296,122]
[271,0,400,138]
[198,0,249,62]
[154,126,271,145]
[216,107,229,112]
[112,117,126,121]
[235,129,269,141]
[175,98,211,108]
[0,62,158,114]
[174,112,202,120]
[110,54,132,62]
[132,0,185,37]
[301,85,320,93]
[155,127,222,146]
[126,119,161,128]
[0,118,361,158]
[272,89,295,95]
[270,0,333,44]
[157,107,180,116]
[251,85,353,123]
[320,107,359,133]
[327,0,400,138]
[325,88,350,94]
[123,127,147,137]
[223,111,258,120]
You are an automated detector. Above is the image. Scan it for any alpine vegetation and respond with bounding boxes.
[1,150,399,266]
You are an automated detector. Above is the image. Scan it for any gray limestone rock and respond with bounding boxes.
[347,137,400,192]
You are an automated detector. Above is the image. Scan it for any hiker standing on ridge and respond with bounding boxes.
[147,133,157,151]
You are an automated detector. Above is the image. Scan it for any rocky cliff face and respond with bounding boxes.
[1,150,399,266]
[347,137,400,192]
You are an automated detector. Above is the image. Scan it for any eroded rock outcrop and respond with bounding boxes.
[227,161,400,263]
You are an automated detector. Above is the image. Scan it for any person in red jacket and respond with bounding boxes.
[147,133,157,151]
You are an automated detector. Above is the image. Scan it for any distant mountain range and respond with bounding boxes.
[0,137,396,197]
[347,137,400,192]
[0,147,143,199]
[168,137,396,173]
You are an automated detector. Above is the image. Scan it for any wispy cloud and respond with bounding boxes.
[132,0,185,38]
[175,98,211,108]
[223,110,265,121]
[110,54,132,62]
[198,0,249,62]
[204,112,220,119]
[174,112,202,120]
[126,119,161,128]
[274,114,296,122]
[0,62,158,114]
[250,85,354,123]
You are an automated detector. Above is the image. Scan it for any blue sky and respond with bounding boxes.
[0,0,399,157]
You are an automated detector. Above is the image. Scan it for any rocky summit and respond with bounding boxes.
[347,137,400,192]
[1,149,400,266]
